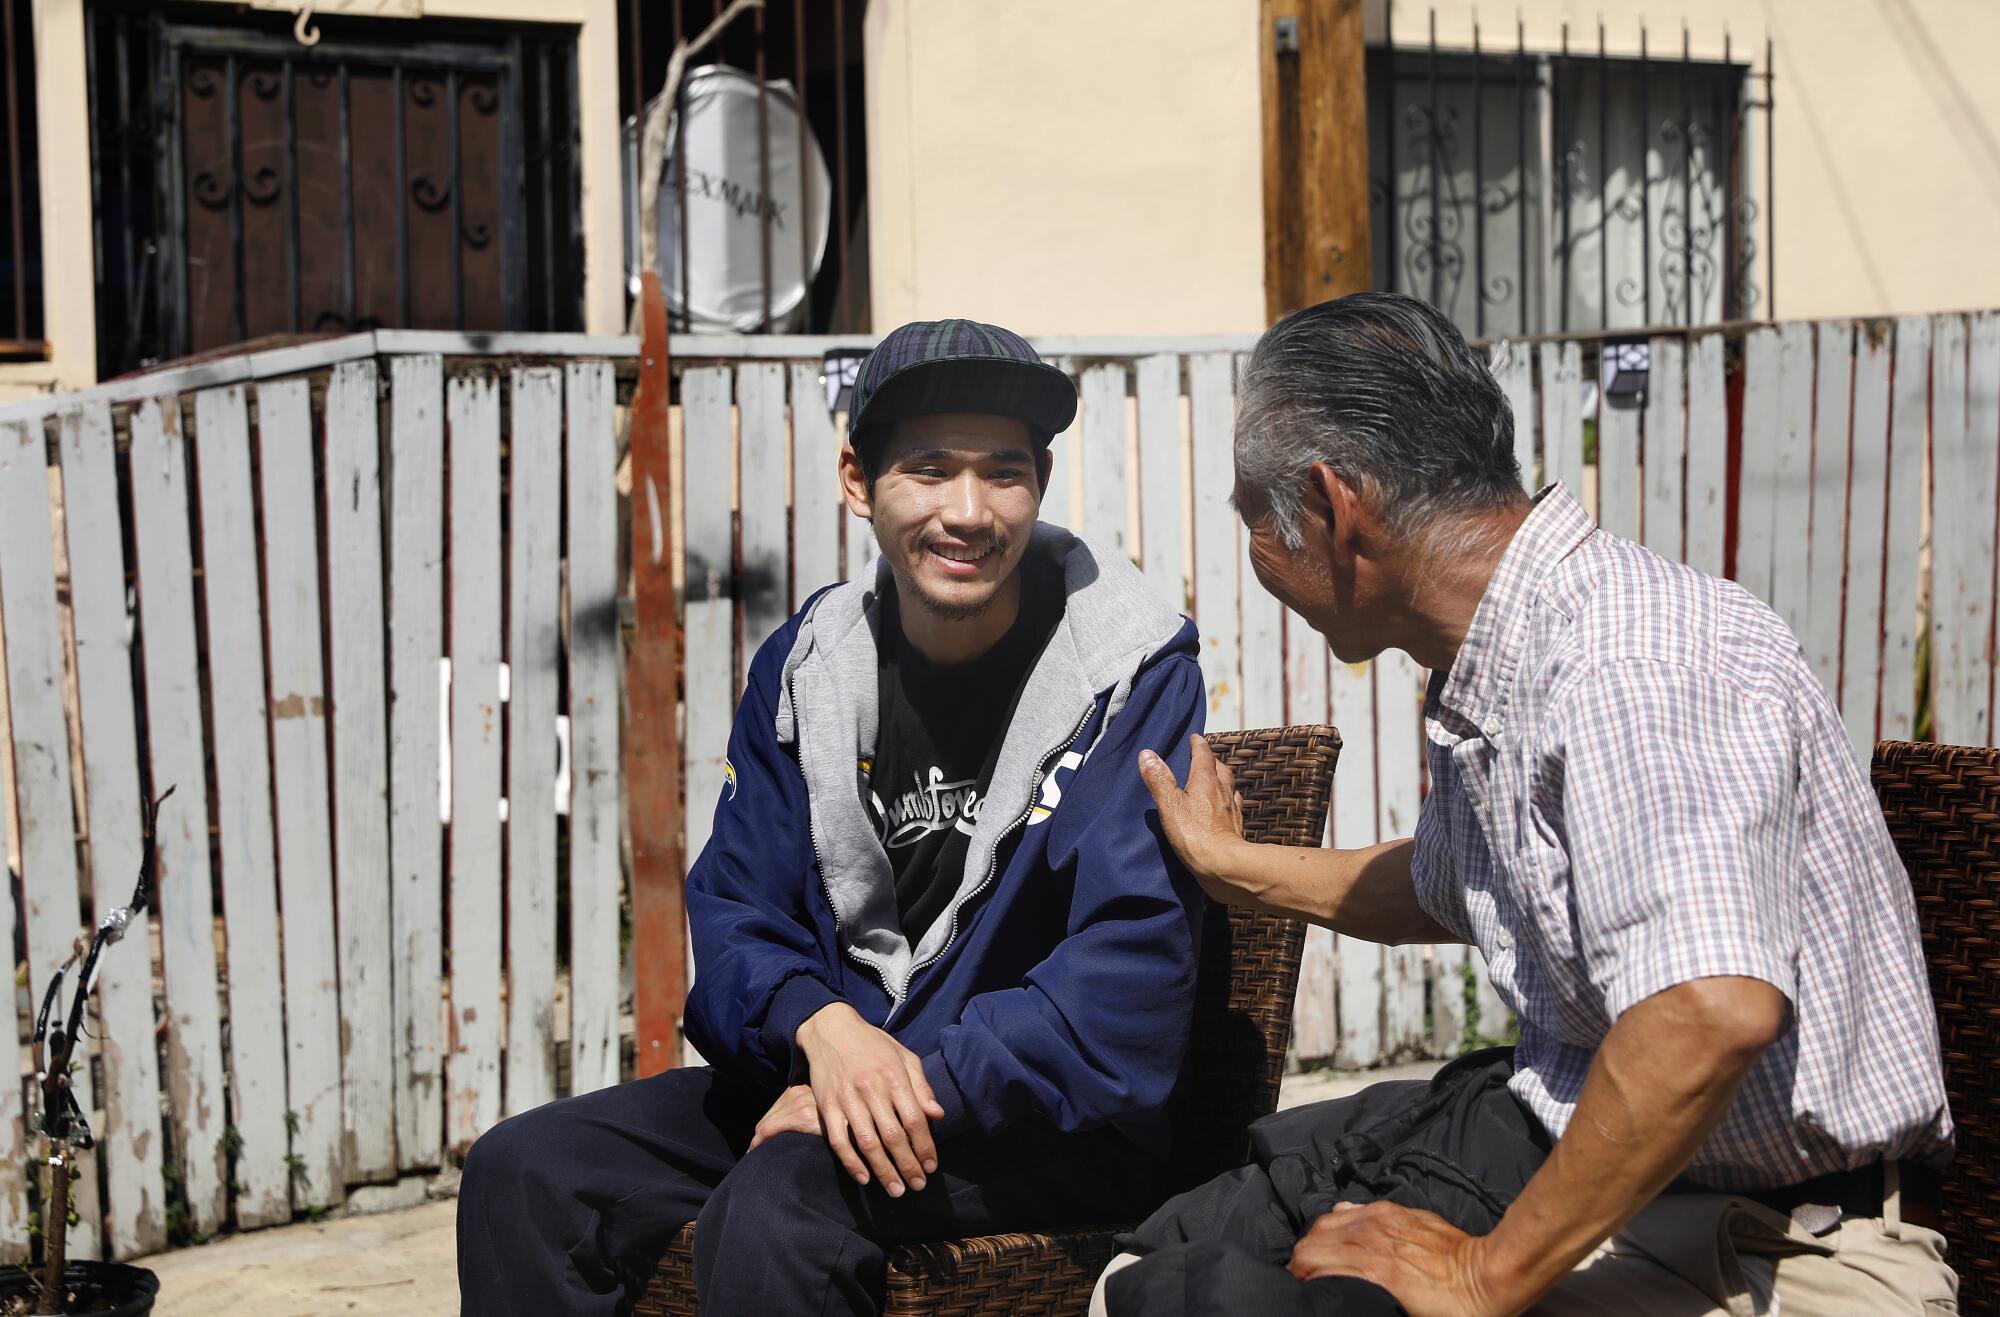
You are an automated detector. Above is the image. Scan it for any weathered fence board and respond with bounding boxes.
[1642,337,1686,561]
[1329,659,1380,1068]
[680,366,737,1066]
[739,364,792,647]
[256,378,347,1210]
[1768,322,1818,640]
[1736,327,1784,602]
[0,744,19,1260]
[1974,312,2000,741]
[1805,324,1855,701]
[189,385,290,1228]
[1881,319,1931,741]
[505,367,564,1119]
[1597,392,1641,541]
[1081,364,1130,558]
[128,398,230,1239]
[1684,332,1729,580]
[1493,342,1538,488]
[0,415,96,1259]
[1376,652,1427,1057]
[446,372,504,1152]
[1189,352,1241,732]
[789,362,843,605]
[387,354,447,1168]
[1136,353,1187,609]
[567,362,624,1097]
[325,360,398,1183]
[57,403,168,1257]
[1931,315,1987,743]
[1540,341,1583,503]
[1284,611,1334,1060]
[1841,331,1893,754]
[1239,527,1285,732]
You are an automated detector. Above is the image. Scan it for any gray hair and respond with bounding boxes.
[1234,293,1524,549]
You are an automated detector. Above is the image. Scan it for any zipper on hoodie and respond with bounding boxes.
[795,671,901,1004]
[884,702,1096,1024]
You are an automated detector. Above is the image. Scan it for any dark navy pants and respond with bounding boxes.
[456,1066,1164,1316]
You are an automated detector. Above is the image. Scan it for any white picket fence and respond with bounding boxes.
[0,332,631,1260]
[0,311,1993,1261]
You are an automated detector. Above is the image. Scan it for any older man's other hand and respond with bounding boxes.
[1288,1201,1509,1317]
[1138,734,1263,910]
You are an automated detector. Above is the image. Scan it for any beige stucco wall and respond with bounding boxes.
[863,0,1267,336]
[865,0,2000,334]
[0,0,622,404]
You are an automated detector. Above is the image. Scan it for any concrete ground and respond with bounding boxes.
[135,1061,1442,1317]
[139,1199,459,1317]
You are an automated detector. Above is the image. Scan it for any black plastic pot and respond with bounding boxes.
[0,1262,158,1315]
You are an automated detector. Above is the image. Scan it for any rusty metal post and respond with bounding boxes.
[626,271,687,1076]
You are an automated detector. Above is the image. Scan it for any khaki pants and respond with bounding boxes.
[1092,1192,1957,1315]
[1536,1191,1957,1316]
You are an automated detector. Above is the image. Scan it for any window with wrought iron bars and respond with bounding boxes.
[0,0,43,359]
[84,2,584,381]
[1369,14,1774,341]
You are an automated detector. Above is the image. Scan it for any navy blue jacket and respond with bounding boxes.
[683,528,1207,1158]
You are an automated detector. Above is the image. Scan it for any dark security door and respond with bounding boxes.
[86,5,581,378]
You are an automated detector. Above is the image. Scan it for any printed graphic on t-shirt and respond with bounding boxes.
[869,765,984,848]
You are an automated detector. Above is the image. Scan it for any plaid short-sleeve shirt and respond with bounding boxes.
[1411,485,1952,1190]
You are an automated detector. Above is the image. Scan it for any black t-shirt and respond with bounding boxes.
[865,559,1063,944]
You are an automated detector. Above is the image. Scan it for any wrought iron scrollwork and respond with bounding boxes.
[1732,196,1761,317]
[1656,116,1727,324]
[243,166,282,206]
[1398,102,1467,314]
[192,170,232,210]
[411,175,452,211]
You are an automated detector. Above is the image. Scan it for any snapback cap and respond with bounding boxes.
[847,319,1077,454]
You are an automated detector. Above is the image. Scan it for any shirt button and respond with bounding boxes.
[1496,928,1515,950]
[1483,717,1502,737]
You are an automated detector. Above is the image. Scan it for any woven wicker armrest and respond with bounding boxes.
[1873,741,2000,1315]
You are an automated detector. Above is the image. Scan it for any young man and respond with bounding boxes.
[457,319,1209,1316]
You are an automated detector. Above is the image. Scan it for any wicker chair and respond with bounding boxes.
[1873,741,2000,1316]
[634,724,1340,1317]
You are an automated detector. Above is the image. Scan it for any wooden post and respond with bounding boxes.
[626,272,688,1077]
[1262,0,1372,322]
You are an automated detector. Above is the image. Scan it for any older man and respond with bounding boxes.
[1110,292,1955,1315]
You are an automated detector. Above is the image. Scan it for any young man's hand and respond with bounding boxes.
[794,1002,946,1197]
[748,1084,823,1150]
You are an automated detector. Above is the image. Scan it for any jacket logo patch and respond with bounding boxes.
[1028,751,1085,825]
[870,766,986,848]
[722,758,738,801]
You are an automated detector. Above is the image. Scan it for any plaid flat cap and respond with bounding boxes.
[848,319,1077,452]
